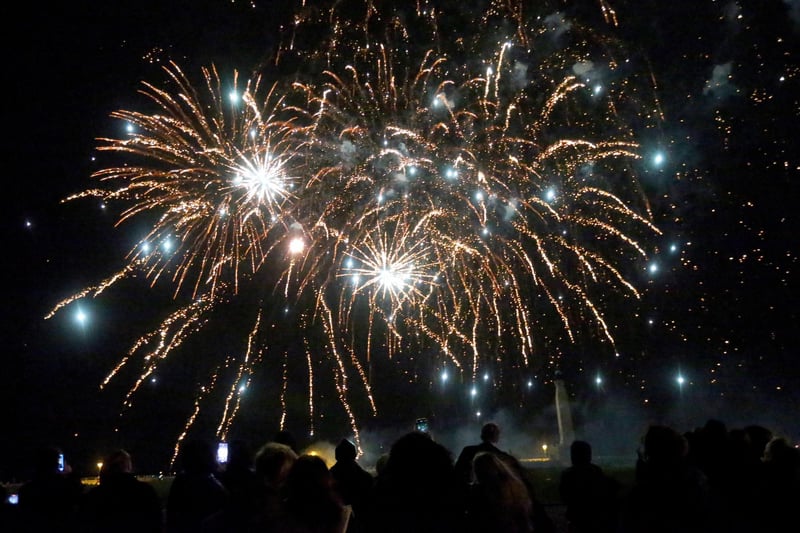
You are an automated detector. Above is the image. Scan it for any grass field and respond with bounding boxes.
[525,464,636,504]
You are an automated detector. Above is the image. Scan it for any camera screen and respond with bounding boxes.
[216,442,229,464]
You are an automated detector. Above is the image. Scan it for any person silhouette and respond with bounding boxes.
[620,425,711,533]
[273,430,299,455]
[216,439,259,507]
[17,446,85,532]
[369,431,466,533]
[330,438,374,532]
[752,436,800,532]
[455,422,554,532]
[252,441,298,528]
[455,423,511,486]
[78,449,163,533]
[166,439,229,533]
[276,454,351,533]
[203,440,299,532]
[559,440,619,533]
[466,451,535,532]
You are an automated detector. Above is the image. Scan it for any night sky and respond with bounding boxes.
[3,0,798,477]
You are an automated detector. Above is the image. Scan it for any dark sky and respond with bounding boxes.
[3,0,798,476]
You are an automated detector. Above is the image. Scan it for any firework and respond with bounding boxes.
[48,0,661,463]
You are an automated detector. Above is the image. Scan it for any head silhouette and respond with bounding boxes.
[227,439,254,471]
[480,423,500,444]
[335,439,357,462]
[570,440,592,466]
[255,442,297,488]
[178,439,217,475]
[643,425,688,465]
[103,449,133,475]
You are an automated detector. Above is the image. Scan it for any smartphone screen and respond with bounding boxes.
[216,442,229,464]
[57,453,65,472]
[415,418,429,433]
[7,494,18,505]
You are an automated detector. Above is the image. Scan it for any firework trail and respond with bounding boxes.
[48,0,661,463]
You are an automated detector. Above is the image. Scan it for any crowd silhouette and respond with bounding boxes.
[1,419,798,532]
